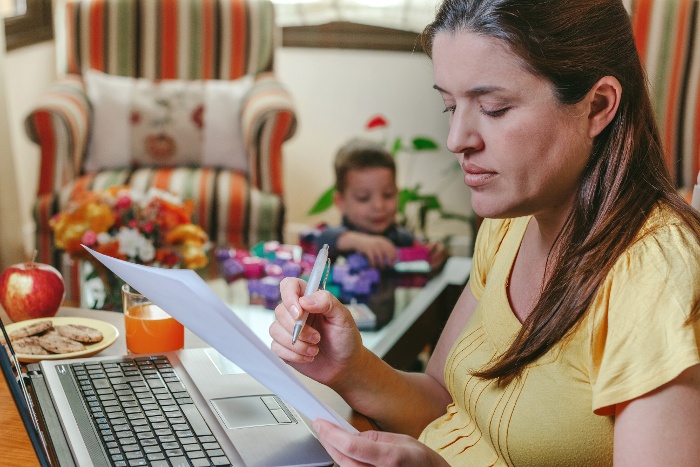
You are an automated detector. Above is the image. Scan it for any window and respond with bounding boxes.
[282,21,423,52]
[3,0,53,51]
[272,0,432,52]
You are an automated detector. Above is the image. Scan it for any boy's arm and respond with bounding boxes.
[315,225,349,257]
[337,231,397,268]
[427,241,450,271]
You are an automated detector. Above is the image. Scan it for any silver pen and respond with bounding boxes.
[292,244,329,344]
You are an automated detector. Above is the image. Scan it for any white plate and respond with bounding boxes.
[4,317,119,363]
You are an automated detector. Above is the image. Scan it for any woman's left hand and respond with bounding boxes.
[312,419,450,467]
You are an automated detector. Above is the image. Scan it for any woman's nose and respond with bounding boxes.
[446,110,484,156]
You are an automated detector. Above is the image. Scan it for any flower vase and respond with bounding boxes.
[79,260,125,311]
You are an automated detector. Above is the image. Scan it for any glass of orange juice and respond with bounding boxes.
[121,284,184,354]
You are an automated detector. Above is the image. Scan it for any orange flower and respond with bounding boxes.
[50,187,209,270]
[153,199,193,232]
[50,202,115,252]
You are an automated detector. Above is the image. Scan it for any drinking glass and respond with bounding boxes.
[121,284,184,353]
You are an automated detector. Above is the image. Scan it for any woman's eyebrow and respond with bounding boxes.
[433,84,505,97]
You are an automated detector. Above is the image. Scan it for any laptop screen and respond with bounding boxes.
[0,321,53,467]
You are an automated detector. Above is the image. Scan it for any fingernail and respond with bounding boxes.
[310,333,320,344]
[290,305,300,319]
[307,346,318,356]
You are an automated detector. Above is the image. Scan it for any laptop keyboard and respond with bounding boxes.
[69,355,232,467]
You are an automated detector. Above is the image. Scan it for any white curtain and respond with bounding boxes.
[271,0,438,33]
[0,17,25,270]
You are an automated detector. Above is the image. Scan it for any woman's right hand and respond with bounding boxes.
[269,277,366,389]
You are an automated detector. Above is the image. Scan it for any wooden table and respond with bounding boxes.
[0,308,374,466]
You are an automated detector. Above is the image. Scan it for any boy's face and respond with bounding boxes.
[334,167,399,235]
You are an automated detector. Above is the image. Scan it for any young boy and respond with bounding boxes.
[315,138,448,270]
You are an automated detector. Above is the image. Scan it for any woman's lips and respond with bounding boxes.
[462,164,496,188]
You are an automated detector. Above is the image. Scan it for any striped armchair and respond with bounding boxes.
[26,0,296,297]
[626,0,700,190]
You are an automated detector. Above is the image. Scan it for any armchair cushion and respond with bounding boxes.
[84,70,253,172]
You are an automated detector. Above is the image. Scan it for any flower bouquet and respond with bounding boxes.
[50,186,210,309]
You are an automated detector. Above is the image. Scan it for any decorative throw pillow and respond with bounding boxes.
[83,69,252,172]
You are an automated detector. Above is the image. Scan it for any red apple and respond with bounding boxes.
[0,262,65,322]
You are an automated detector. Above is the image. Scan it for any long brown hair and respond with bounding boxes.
[422,0,700,383]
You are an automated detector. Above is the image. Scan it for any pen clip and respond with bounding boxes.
[320,258,331,291]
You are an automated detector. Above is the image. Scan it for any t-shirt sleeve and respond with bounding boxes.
[315,225,348,257]
[589,223,700,414]
[469,218,513,300]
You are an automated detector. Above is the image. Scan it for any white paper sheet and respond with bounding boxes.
[84,246,357,433]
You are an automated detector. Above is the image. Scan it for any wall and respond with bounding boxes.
[0,34,55,269]
[0,38,54,270]
[276,47,473,254]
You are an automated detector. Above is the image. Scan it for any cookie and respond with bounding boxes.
[56,324,103,343]
[12,336,51,355]
[9,320,54,339]
[37,333,86,354]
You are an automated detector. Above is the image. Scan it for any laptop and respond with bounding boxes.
[1,321,333,467]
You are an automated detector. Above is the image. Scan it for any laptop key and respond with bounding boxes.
[209,456,232,466]
[169,456,190,467]
[180,404,213,436]
[190,458,212,467]
[125,450,145,459]
[186,450,205,459]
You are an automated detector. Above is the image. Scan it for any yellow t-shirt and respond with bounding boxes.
[419,204,700,466]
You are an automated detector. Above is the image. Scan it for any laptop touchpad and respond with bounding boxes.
[211,395,295,429]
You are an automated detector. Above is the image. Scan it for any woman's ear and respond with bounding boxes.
[587,75,622,139]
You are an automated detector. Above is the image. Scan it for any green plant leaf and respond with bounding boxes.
[418,194,441,211]
[412,137,439,151]
[398,188,419,213]
[391,137,402,155]
[307,186,336,215]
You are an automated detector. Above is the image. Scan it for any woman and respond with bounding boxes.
[269,0,700,465]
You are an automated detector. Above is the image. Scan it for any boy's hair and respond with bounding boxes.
[334,138,396,193]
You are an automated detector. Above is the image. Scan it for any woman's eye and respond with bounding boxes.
[481,107,510,118]
[442,105,456,114]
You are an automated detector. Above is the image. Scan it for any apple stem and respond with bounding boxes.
[31,249,37,267]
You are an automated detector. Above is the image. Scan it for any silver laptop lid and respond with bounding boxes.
[0,321,53,466]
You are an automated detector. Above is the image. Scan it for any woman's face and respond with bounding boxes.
[432,31,593,221]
